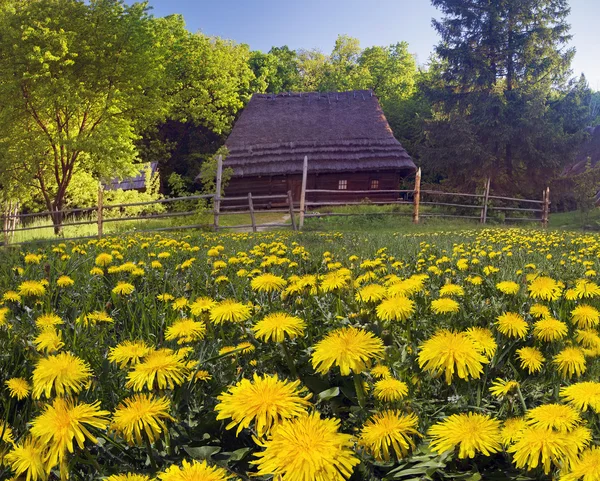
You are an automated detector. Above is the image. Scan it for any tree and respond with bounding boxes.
[423,0,587,195]
[0,0,167,232]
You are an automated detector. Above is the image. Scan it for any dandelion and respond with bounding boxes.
[32,352,92,399]
[507,425,590,474]
[209,299,252,324]
[575,329,600,349]
[528,276,562,301]
[571,305,600,328]
[465,327,497,359]
[371,365,391,379]
[106,475,151,481]
[376,296,415,322]
[189,297,216,316]
[108,340,153,367]
[516,347,545,373]
[165,318,206,344]
[18,281,46,297]
[157,293,175,302]
[553,347,586,379]
[355,284,387,303]
[251,273,287,292]
[359,411,420,461]
[533,317,568,342]
[126,349,189,391]
[560,381,600,413]
[501,418,527,446]
[1,422,14,445]
[373,378,408,401]
[252,312,306,342]
[33,328,64,354]
[252,413,359,481]
[320,271,350,292]
[95,253,113,266]
[559,446,600,481]
[496,312,528,338]
[428,413,502,459]
[157,459,231,481]
[112,281,135,295]
[56,276,74,288]
[311,326,385,376]
[111,393,174,445]
[489,378,520,397]
[5,378,30,400]
[496,281,520,295]
[573,279,600,299]
[530,304,551,318]
[2,291,21,303]
[35,314,63,330]
[431,297,460,314]
[5,436,48,481]
[215,373,311,437]
[236,341,255,354]
[526,404,581,432]
[171,297,188,310]
[418,330,488,384]
[30,397,109,472]
[24,253,42,264]
[439,283,464,297]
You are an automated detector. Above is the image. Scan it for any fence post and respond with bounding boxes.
[480,177,491,224]
[542,187,550,228]
[287,190,297,231]
[298,156,308,230]
[97,185,104,239]
[214,155,223,232]
[2,202,8,247]
[248,192,257,232]
[412,168,421,224]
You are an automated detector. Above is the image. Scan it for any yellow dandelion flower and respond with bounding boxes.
[18,281,46,297]
[516,347,545,373]
[35,313,63,330]
[112,281,135,295]
[56,276,74,288]
[439,283,465,297]
[171,297,188,311]
[157,293,175,302]
[90,267,104,276]
[553,347,586,379]
[526,403,581,432]
[0,306,9,327]
[496,312,528,339]
[529,304,551,318]
[371,365,391,379]
[489,378,520,397]
[376,295,415,322]
[76,311,114,327]
[126,349,189,391]
[508,425,590,474]
[418,330,488,384]
[501,417,527,446]
[528,276,562,301]
[189,297,216,316]
[5,436,48,481]
[108,340,153,368]
[95,253,113,266]
[373,378,408,401]
[106,475,151,481]
[236,341,255,354]
[218,346,237,356]
[24,253,42,264]
[571,305,600,328]
[559,446,600,481]
[465,327,497,359]
[251,273,287,292]
[191,369,212,382]
[209,299,252,325]
[575,328,600,349]
[252,412,359,481]
[320,271,350,293]
[252,312,306,342]
[111,393,174,445]
[157,459,230,481]
[165,318,206,344]
[32,352,92,399]
[30,397,109,471]
[431,297,460,314]
[1,422,14,445]
[5,377,30,400]
[574,279,600,299]
[359,411,420,461]
[560,381,600,413]
[428,412,502,459]
[33,328,64,354]
[355,284,387,303]
[496,281,520,295]
[311,326,385,376]
[215,373,311,437]
[533,317,568,342]
[2,291,21,303]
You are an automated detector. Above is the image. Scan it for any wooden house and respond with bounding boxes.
[223,90,416,204]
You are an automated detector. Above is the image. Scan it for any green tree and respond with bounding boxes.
[423,0,587,194]
[0,0,166,232]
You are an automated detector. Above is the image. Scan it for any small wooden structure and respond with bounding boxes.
[223,90,416,204]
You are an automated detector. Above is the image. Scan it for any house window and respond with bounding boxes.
[338,179,348,190]
[370,179,379,190]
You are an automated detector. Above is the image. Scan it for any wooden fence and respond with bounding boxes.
[2,155,549,246]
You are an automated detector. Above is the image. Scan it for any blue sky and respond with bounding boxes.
[145,0,600,89]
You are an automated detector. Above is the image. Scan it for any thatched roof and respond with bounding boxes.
[224,90,416,177]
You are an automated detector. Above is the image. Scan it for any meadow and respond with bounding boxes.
[1,227,600,481]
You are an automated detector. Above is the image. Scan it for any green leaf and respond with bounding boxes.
[318,387,340,401]
[183,446,221,460]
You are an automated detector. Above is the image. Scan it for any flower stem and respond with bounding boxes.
[281,342,298,379]
[143,431,157,471]
[353,373,366,409]
[516,385,528,413]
